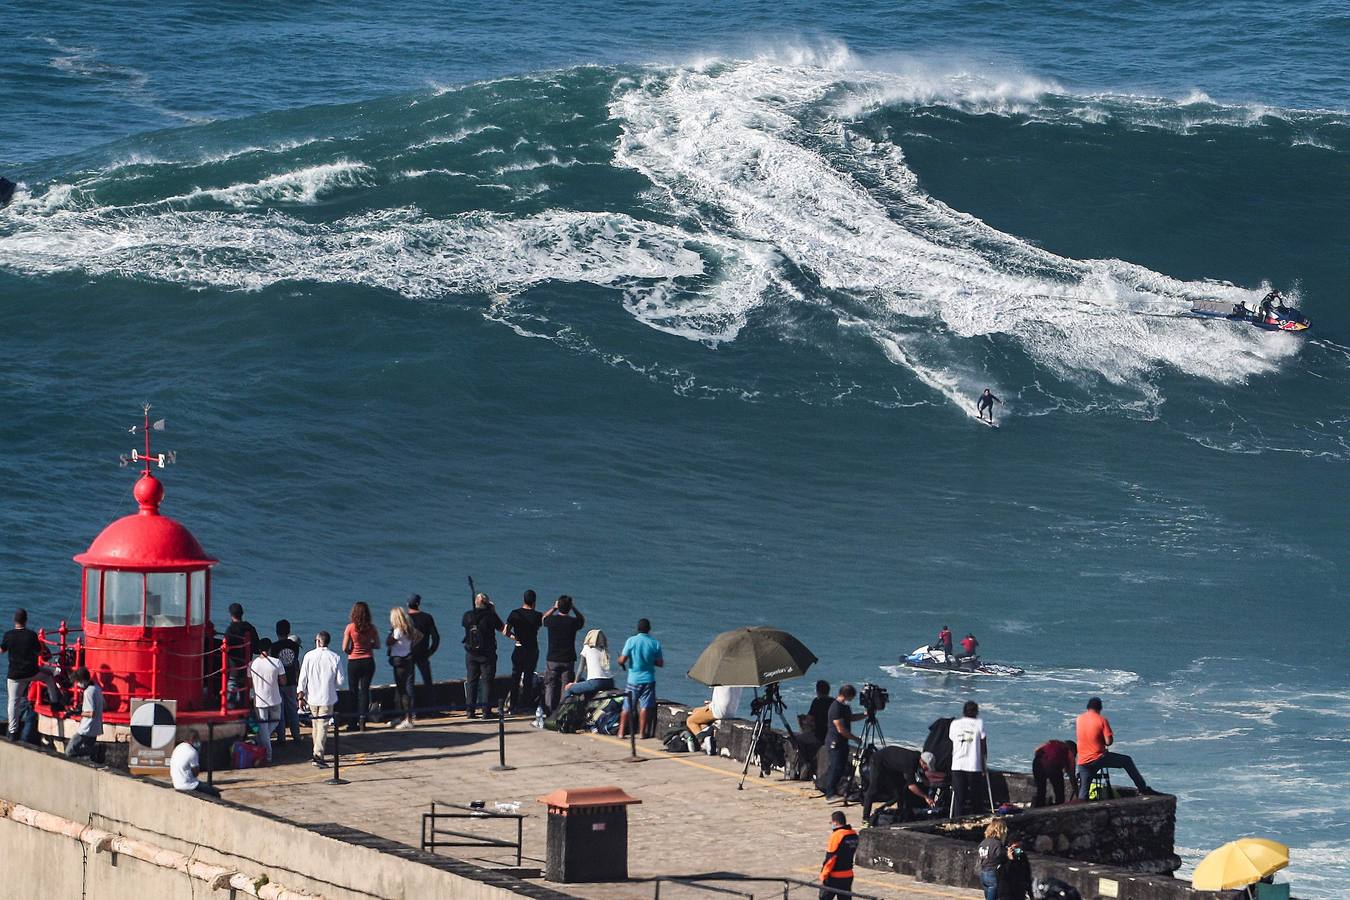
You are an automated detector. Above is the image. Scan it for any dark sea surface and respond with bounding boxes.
[1,2,1348,891]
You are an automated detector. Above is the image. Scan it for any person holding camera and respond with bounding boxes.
[998,840,1033,900]
[822,685,865,800]
[462,592,504,719]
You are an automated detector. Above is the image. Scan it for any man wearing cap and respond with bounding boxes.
[862,744,938,824]
[407,595,440,690]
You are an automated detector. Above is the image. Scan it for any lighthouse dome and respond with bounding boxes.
[74,474,217,571]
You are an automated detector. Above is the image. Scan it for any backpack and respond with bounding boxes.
[1033,878,1082,900]
[662,728,691,752]
[544,696,589,734]
[587,693,623,734]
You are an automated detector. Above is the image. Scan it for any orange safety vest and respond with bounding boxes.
[821,825,859,880]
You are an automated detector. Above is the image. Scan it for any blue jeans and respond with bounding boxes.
[280,684,301,741]
[566,677,614,696]
[1077,751,1148,799]
[980,868,998,900]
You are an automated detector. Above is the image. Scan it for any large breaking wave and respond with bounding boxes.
[3,47,1343,417]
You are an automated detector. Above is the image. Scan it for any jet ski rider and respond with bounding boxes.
[938,625,954,667]
[960,633,979,660]
[1258,290,1286,321]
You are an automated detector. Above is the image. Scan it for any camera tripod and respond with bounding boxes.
[841,706,886,804]
[738,682,797,790]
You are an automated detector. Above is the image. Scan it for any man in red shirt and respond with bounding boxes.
[960,633,979,658]
[1074,697,1158,800]
[1032,739,1077,806]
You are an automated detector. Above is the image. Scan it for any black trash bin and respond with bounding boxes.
[538,786,641,883]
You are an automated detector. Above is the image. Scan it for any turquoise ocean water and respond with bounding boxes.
[1,2,1348,891]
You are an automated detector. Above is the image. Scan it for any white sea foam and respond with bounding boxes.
[165,161,374,207]
[609,56,1300,410]
[0,203,729,321]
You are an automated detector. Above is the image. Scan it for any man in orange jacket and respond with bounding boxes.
[820,811,859,900]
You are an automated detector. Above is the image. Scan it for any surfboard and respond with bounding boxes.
[974,416,999,428]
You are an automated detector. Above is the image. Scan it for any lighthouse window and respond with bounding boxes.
[83,569,101,621]
[189,571,207,626]
[103,571,145,627]
[146,572,188,627]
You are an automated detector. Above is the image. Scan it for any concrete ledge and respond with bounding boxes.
[0,736,570,900]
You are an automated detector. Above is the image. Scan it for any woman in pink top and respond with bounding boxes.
[342,602,379,731]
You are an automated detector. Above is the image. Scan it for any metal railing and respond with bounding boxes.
[35,623,253,715]
[420,801,525,867]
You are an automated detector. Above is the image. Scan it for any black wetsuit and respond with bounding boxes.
[977,393,1000,419]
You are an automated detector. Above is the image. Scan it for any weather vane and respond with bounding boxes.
[119,404,175,472]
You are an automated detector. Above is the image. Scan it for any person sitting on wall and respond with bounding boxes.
[686,684,744,750]
[564,629,615,700]
[64,667,104,761]
[1074,697,1158,801]
[170,730,221,799]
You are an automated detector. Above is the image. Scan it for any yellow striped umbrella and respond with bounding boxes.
[1192,838,1290,890]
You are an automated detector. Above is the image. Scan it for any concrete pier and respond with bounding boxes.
[215,715,979,900]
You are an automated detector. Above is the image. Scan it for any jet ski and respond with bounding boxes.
[1189,293,1309,332]
[900,644,1024,677]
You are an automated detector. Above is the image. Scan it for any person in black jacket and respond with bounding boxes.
[505,590,543,713]
[997,841,1033,900]
[462,593,504,718]
[541,595,585,714]
[407,594,440,690]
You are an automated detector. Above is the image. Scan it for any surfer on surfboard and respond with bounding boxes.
[976,388,1002,424]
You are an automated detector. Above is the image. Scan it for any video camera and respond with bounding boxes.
[859,682,889,715]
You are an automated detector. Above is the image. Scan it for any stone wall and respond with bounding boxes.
[0,737,571,900]
[857,796,1240,900]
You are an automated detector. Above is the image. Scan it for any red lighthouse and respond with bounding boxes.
[38,408,248,748]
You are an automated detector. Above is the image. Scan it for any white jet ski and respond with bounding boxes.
[900,644,1024,677]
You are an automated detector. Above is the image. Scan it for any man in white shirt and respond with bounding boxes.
[170,730,220,798]
[249,638,286,762]
[685,685,744,751]
[948,700,988,817]
[297,630,344,768]
[65,667,104,760]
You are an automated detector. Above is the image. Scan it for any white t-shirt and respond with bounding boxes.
[949,716,987,772]
[249,655,285,708]
[579,645,611,680]
[76,683,105,736]
[710,686,743,720]
[389,627,412,659]
[170,742,200,790]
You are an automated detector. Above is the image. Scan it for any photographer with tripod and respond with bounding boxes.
[822,685,865,801]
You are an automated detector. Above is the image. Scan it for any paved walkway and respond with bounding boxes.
[211,716,978,900]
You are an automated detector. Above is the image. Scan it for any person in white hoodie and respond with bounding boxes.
[297,631,344,768]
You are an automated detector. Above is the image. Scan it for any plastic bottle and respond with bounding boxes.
[534,705,545,729]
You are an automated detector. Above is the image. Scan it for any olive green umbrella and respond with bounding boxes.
[687,627,818,687]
